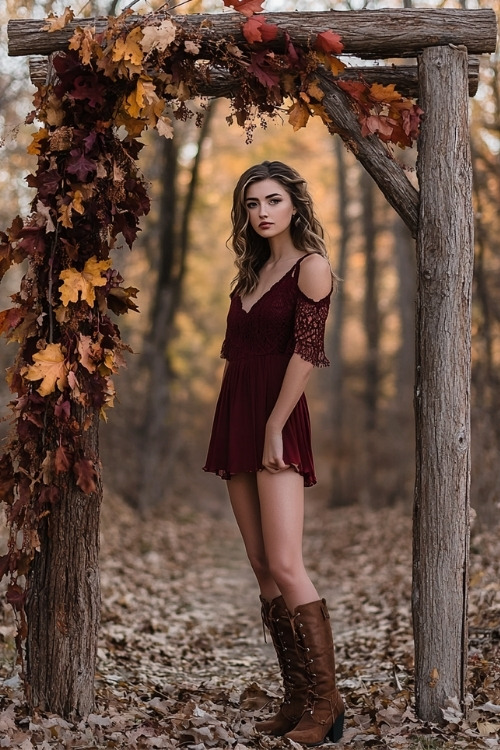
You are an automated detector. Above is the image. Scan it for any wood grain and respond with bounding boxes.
[8,9,497,59]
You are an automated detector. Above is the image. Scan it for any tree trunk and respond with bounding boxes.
[395,216,416,404]
[413,44,472,723]
[329,136,350,507]
[362,169,379,433]
[8,9,497,58]
[26,407,101,718]
[136,109,213,511]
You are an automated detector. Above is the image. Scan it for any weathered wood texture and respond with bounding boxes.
[8,9,497,59]
[318,70,419,236]
[413,45,472,723]
[26,407,102,717]
[27,56,480,98]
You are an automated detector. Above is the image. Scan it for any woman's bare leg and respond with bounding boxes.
[257,468,319,612]
[226,473,281,601]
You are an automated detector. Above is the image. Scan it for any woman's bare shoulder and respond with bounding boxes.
[298,253,332,301]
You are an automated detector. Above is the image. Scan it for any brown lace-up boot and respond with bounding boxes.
[284,599,344,746]
[255,595,310,736]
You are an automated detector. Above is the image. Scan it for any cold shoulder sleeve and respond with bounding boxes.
[293,289,331,367]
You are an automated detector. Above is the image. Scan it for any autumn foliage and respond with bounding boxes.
[0,0,422,644]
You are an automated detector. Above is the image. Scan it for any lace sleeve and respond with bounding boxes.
[293,290,331,367]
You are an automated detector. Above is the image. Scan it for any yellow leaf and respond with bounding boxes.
[124,77,154,118]
[70,189,85,215]
[25,343,68,397]
[27,128,48,156]
[59,256,111,307]
[288,100,310,132]
[68,26,96,66]
[112,27,144,67]
[58,203,73,229]
[42,7,74,32]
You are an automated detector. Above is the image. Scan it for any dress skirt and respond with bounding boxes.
[203,352,316,487]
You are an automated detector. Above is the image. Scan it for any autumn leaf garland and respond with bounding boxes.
[0,0,422,634]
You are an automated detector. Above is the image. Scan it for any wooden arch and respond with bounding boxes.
[5,6,498,725]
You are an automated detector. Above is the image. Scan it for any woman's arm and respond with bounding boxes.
[262,254,332,473]
[262,353,314,472]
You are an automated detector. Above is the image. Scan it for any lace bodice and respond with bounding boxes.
[220,257,331,368]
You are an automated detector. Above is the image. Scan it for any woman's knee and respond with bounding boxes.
[267,555,304,590]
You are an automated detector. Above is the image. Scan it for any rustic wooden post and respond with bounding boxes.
[413,44,473,722]
[26,407,102,717]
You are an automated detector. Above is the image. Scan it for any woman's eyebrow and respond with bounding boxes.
[245,192,282,202]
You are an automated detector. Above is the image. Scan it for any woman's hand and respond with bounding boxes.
[262,424,290,473]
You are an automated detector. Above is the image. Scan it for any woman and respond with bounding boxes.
[203,161,344,745]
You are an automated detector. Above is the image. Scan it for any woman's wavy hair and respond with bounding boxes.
[229,161,335,296]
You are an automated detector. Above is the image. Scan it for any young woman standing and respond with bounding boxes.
[204,161,344,745]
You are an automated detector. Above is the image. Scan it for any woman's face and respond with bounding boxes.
[244,178,295,240]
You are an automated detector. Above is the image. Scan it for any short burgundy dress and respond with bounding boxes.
[203,255,331,487]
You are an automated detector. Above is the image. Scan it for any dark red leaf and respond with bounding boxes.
[38,484,60,506]
[73,457,98,494]
[6,583,26,611]
[222,0,264,18]
[242,16,278,44]
[313,30,344,55]
[0,307,23,336]
[248,51,281,92]
[70,75,106,108]
[0,553,11,581]
[66,149,97,181]
[55,444,73,473]
[17,226,46,257]
[28,168,62,198]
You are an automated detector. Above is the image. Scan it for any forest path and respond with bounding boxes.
[0,491,499,748]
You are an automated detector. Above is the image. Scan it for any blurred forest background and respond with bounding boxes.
[1,0,499,523]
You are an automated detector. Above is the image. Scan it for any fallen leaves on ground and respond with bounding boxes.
[0,494,499,748]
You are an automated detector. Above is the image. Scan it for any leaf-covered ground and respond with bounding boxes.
[1,492,499,749]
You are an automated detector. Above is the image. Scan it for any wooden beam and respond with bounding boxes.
[27,56,481,98]
[413,44,472,723]
[8,9,497,59]
[317,70,419,236]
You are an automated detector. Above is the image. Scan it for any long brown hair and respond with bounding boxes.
[229,161,334,296]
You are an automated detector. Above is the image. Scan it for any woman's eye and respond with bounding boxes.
[246,202,258,209]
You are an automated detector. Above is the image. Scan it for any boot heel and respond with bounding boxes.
[328,712,344,743]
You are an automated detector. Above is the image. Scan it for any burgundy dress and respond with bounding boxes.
[203,255,331,487]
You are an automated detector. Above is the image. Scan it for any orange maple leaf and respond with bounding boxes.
[288,100,310,132]
[369,82,403,104]
[25,343,69,397]
[27,129,48,156]
[59,257,111,307]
